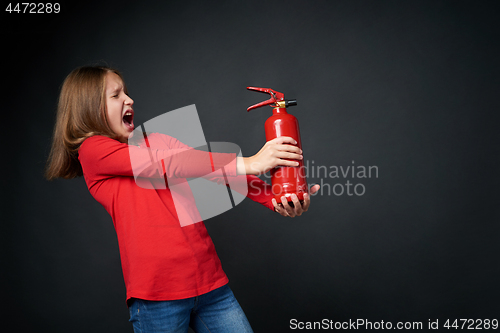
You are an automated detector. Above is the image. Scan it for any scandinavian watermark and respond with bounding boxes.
[253,160,379,197]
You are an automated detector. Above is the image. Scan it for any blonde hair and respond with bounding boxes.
[45,66,127,180]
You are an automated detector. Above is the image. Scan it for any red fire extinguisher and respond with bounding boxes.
[247,86,308,204]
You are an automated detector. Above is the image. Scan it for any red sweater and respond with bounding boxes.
[78,134,274,304]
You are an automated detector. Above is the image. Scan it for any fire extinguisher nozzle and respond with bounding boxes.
[286,100,297,107]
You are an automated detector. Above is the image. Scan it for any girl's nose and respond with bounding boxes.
[125,96,134,105]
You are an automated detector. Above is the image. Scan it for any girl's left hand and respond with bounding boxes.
[272,184,320,217]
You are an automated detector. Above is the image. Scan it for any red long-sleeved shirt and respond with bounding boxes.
[78,134,274,304]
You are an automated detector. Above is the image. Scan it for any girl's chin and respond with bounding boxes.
[117,130,134,143]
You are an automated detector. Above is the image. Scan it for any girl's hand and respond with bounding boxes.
[237,137,302,175]
[272,184,321,217]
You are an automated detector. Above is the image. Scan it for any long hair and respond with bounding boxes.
[45,66,127,180]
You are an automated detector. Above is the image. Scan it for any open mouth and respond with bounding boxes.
[123,110,134,129]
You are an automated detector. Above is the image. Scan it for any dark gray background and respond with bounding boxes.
[2,0,499,332]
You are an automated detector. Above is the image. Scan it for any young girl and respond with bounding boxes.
[46,66,319,332]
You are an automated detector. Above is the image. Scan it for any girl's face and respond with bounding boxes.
[105,72,134,143]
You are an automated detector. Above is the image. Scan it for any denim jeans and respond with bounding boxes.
[128,284,254,333]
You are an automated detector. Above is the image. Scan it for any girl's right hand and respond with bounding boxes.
[237,137,302,175]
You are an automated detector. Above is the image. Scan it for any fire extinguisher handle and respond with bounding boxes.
[246,86,285,111]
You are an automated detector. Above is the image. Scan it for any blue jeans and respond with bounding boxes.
[128,285,254,333]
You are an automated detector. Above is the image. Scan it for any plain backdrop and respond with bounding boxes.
[2,1,499,332]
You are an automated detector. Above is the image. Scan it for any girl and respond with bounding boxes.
[46,66,319,332]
